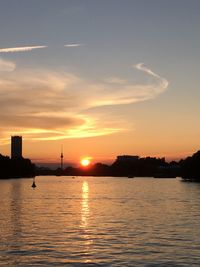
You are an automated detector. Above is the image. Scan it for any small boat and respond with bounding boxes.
[32,178,36,188]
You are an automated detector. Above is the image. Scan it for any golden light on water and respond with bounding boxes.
[81,181,89,228]
[80,181,93,263]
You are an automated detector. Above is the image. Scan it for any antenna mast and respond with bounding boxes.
[61,145,64,170]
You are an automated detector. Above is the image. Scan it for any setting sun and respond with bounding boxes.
[80,158,91,167]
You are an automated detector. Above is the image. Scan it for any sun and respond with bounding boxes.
[81,158,91,167]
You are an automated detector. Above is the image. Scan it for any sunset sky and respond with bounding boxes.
[0,0,200,166]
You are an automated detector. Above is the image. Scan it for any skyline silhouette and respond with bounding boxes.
[1,134,198,181]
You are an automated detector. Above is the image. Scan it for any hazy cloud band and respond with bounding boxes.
[0,58,16,71]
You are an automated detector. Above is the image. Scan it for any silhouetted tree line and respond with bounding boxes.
[36,155,180,178]
[35,151,200,182]
[2,151,199,181]
[180,151,200,182]
[0,154,35,179]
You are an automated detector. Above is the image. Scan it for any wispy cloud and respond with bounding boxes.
[106,77,127,85]
[135,63,169,89]
[0,58,16,71]
[64,43,84,47]
[0,45,47,53]
[0,61,169,141]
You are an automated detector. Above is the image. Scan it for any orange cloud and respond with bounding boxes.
[0,61,169,142]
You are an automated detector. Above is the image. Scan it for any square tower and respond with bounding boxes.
[11,136,22,159]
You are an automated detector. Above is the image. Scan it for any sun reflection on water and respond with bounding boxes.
[80,181,93,263]
[81,181,89,228]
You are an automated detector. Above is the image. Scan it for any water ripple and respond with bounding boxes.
[0,177,200,266]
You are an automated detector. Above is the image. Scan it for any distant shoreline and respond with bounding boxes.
[1,150,200,182]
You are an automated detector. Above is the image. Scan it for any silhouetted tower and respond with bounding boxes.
[61,146,64,170]
[11,136,22,159]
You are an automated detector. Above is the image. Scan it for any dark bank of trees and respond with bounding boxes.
[180,151,200,182]
[110,156,179,177]
[0,154,35,179]
[1,151,199,181]
[48,151,199,181]
[42,155,180,178]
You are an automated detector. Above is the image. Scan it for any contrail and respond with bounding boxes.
[64,43,84,47]
[0,45,47,53]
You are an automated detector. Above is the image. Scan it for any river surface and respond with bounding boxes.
[0,176,200,266]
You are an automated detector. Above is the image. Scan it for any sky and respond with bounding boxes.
[0,0,200,166]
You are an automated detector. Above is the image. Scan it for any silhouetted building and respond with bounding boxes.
[11,136,22,159]
[117,155,139,162]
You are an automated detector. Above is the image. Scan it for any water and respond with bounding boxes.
[0,176,200,266]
